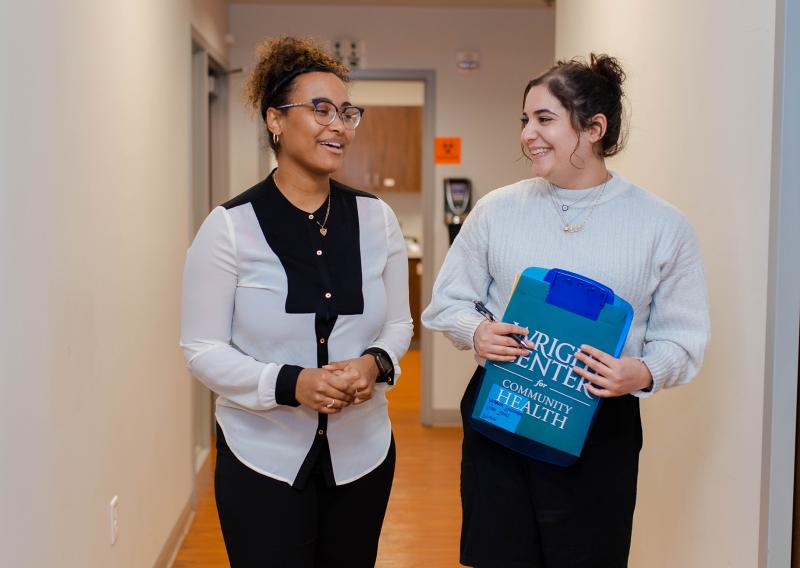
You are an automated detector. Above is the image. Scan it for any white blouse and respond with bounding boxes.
[181,173,413,486]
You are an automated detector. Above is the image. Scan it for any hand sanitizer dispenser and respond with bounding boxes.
[443,178,472,245]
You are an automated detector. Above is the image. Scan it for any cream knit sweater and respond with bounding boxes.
[422,172,710,397]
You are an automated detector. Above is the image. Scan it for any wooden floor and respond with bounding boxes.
[173,351,464,567]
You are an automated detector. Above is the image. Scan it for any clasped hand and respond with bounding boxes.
[295,355,379,413]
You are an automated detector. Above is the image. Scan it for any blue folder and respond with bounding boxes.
[470,267,633,466]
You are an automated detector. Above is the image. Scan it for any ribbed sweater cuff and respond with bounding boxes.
[635,351,672,398]
[449,312,487,351]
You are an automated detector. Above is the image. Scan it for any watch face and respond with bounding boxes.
[376,353,389,374]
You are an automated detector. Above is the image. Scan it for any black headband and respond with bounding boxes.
[260,64,333,120]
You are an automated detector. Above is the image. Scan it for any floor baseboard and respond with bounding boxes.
[429,408,461,426]
[155,448,213,567]
[153,499,194,568]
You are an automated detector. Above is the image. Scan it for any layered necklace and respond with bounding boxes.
[547,173,611,233]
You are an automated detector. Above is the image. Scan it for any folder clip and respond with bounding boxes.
[544,269,614,321]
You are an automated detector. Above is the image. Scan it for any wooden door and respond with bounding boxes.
[335,105,421,193]
[408,257,421,347]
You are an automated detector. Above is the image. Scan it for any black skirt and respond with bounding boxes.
[459,366,642,568]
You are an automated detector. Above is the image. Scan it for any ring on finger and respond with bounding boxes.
[326,399,335,408]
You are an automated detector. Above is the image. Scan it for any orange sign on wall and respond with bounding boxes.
[434,137,461,165]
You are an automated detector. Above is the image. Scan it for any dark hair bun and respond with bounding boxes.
[589,53,625,97]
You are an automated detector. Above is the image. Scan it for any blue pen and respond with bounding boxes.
[473,300,531,350]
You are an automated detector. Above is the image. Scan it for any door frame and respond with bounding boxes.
[189,32,231,508]
[349,69,437,425]
[760,0,800,565]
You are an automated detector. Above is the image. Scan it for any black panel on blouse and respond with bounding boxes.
[224,173,376,317]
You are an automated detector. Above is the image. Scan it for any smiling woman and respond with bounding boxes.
[180,36,412,567]
[422,54,710,568]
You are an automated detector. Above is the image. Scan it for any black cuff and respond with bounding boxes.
[362,347,395,385]
[275,365,303,406]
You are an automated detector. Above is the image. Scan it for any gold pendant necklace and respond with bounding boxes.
[316,190,332,236]
[548,174,610,234]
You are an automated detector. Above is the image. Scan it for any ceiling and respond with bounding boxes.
[230,0,553,8]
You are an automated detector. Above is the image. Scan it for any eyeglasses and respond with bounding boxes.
[274,98,365,130]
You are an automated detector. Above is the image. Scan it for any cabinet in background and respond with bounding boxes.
[335,106,421,193]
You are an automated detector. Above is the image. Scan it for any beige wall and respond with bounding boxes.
[227,3,555,412]
[555,1,776,566]
[0,1,204,566]
[190,0,230,65]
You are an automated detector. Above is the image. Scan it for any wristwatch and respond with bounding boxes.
[364,348,394,384]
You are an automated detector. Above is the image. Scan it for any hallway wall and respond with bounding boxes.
[226,3,555,414]
[555,1,776,566]
[0,1,202,566]
[191,0,230,63]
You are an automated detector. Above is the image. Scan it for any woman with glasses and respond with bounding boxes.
[423,54,709,567]
[180,37,412,567]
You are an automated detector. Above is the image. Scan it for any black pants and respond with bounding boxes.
[215,427,395,568]
[460,367,642,568]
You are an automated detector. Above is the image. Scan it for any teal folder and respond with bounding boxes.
[470,267,633,466]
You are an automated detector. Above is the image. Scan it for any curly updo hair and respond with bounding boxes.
[525,53,627,158]
[244,36,350,153]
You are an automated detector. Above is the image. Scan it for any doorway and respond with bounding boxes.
[347,70,436,423]
[765,0,800,565]
[190,39,230,499]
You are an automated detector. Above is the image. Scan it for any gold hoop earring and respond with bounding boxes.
[273,133,280,145]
